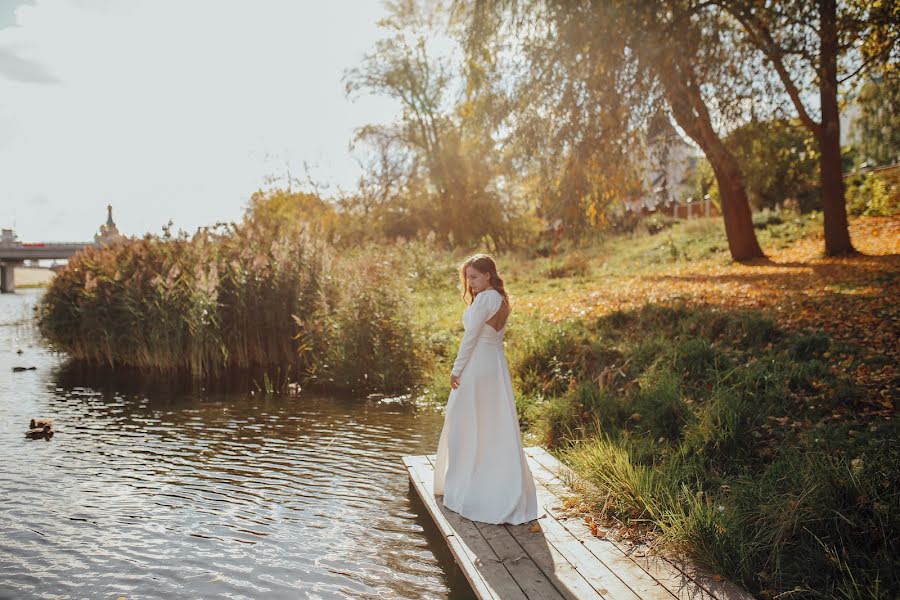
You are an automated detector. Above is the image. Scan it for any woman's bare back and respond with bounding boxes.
[486,298,510,331]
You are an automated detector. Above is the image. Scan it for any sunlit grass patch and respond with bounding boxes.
[515,302,898,597]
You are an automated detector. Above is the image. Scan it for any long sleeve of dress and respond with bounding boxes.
[451,290,503,377]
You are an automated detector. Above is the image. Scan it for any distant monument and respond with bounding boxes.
[94,204,125,246]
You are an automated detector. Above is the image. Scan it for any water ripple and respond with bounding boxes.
[0,290,476,599]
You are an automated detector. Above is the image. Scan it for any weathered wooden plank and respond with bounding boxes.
[472,518,567,600]
[424,456,618,600]
[526,472,670,600]
[408,447,753,600]
[524,447,755,600]
[505,520,609,600]
[404,456,511,600]
[523,449,715,600]
[420,455,566,600]
[430,451,668,599]
[426,453,616,600]
[523,451,677,600]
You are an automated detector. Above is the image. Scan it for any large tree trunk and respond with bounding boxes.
[704,141,765,261]
[659,56,765,261]
[818,0,855,256]
[686,130,764,260]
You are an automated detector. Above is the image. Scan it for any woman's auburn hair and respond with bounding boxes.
[457,253,511,309]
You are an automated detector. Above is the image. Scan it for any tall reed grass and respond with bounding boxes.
[36,219,427,394]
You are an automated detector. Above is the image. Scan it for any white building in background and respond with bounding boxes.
[624,113,700,213]
[840,97,862,148]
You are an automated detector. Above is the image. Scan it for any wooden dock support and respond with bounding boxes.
[403,446,754,600]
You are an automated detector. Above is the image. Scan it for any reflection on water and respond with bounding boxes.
[0,289,474,599]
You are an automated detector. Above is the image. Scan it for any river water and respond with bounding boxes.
[0,289,474,599]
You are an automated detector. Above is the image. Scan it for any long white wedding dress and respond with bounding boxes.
[433,287,543,525]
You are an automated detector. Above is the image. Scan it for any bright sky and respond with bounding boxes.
[0,0,400,242]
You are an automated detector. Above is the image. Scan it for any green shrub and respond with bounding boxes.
[752,207,785,228]
[320,250,425,393]
[846,171,900,216]
[785,331,830,360]
[634,370,691,442]
[644,213,678,235]
[515,320,593,397]
[672,338,720,382]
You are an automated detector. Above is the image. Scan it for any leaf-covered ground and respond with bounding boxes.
[518,215,899,420]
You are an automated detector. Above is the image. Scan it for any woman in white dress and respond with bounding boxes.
[433,253,543,525]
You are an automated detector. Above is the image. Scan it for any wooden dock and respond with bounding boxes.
[403,446,755,600]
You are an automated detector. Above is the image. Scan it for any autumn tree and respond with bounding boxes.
[725,118,821,212]
[244,188,340,243]
[344,1,514,250]
[713,0,900,255]
[457,0,767,260]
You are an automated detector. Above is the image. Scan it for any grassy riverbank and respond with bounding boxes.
[411,212,898,598]
[518,304,895,598]
[418,212,897,408]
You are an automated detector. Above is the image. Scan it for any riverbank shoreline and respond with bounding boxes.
[10,267,55,289]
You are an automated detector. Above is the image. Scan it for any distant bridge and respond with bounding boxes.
[1,205,125,293]
[0,239,100,293]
